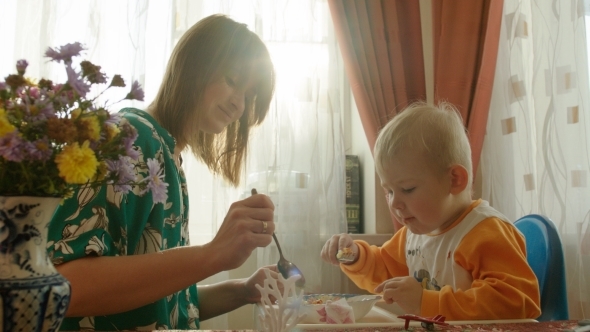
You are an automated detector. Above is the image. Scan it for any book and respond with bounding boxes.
[346,155,362,233]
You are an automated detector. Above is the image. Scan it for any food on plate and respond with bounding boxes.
[304,295,342,304]
[299,294,382,324]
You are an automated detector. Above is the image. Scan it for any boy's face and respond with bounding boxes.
[380,148,464,235]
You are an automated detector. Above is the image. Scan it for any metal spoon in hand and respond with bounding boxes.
[251,188,306,287]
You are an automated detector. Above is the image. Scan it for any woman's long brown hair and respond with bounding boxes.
[149,14,275,186]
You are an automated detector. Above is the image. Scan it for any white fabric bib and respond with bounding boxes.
[404,200,511,292]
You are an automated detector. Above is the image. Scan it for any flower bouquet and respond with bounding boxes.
[0,42,167,332]
[0,42,167,201]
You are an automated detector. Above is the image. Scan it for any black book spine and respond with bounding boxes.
[345,155,361,233]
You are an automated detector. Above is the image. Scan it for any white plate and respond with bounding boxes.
[296,306,406,329]
[295,306,538,330]
[299,294,381,323]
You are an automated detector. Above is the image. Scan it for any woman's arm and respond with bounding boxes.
[59,244,217,316]
[58,194,275,317]
[197,266,280,321]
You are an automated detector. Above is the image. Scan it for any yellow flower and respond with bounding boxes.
[0,108,17,136]
[29,105,39,116]
[71,108,82,119]
[94,161,108,181]
[24,77,37,86]
[55,140,98,184]
[105,122,120,140]
[79,115,101,141]
[35,139,47,149]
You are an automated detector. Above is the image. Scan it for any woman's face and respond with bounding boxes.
[197,69,256,134]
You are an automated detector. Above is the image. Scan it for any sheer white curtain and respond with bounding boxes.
[482,0,590,319]
[0,0,172,107]
[179,3,347,328]
[176,1,348,327]
[0,0,347,327]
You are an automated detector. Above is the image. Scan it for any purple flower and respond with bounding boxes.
[125,80,144,101]
[0,82,6,90]
[0,132,25,162]
[120,121,139,160]
[37,104,56,120]
[80,60,107,84]
[28,86,41,99]
[45,42,85,63]
[52,92,69,107]
[15,86,27,98]
[23,138,52,161]
[105,113,121,126]
[54,88,76,105]
[109,75,125,88]
[106,156,136,193]
[3,99,14,110]
[142,158,168,204]
[65,63,90,97]
[16,59,28,75]
[93,71,108,84]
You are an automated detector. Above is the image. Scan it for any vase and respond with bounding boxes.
[0,196,71,332]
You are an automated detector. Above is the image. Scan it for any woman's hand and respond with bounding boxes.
[243,265,282,304]
[320,233,358,265]
[198,265,282,320]
[206,193,275,271]
[374,276,423,315]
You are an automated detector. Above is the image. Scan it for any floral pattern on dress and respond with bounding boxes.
[46,108,198,330]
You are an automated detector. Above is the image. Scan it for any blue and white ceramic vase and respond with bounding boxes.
[0,196,71,332]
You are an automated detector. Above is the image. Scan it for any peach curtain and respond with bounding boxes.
[328,0,426,153]
[329,0,503,233]
[328,0,426,233]
[432,0,504,175]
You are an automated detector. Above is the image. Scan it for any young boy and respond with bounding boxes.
[321,102,541,320]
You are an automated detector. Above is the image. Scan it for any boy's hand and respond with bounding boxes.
[374,276,423,315]
[320,233,359,265]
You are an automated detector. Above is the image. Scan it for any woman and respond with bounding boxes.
[47,14,278,330]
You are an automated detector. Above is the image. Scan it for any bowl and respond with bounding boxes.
[299,293,382,323]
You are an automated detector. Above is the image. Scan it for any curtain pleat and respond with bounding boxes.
[328,0,426,153]
[432,0,504,175]
[328,0,426,233]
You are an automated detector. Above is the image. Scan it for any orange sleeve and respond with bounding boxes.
[421,218,541,320]
[340,228,409,293]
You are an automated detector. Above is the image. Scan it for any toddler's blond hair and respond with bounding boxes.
[374,101,473,187]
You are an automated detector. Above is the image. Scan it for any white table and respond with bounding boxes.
[255,302,539,330]
[255,302,414,330]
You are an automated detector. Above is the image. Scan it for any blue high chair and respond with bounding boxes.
[514,214,569,321]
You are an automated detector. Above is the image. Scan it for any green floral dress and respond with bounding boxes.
[47,108,199,330]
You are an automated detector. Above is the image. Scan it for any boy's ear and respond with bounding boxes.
[448,164,469,194]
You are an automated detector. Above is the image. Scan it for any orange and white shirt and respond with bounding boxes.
[341,199,541,320]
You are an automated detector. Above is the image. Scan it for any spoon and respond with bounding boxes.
[251,188,306,287]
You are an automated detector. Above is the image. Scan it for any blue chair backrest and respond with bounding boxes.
[514,214,569,321]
